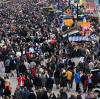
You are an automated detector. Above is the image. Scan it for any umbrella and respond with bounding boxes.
[50,40,57,45]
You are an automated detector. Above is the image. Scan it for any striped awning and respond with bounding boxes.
[68,36,90,42]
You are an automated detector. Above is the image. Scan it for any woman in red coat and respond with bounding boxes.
[26,51,30,62]
[17,75,26,87]
[31,67,36,78]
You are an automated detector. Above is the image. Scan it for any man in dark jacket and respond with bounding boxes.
[54,69,60,89]
[60,89,68,99]
[45,76,54,91]
[28,90,36,99]
[33,76,42,90]
[14,87,22,99]
[19,60,27,75]
[77,94,82,99]
[21,87,29,99]
[24,76,33,91]
[41,90,49,99]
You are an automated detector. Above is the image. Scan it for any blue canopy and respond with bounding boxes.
[63,15,73,19]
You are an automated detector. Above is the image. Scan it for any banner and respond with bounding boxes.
[85,1,96,13]
[68,36,90,42]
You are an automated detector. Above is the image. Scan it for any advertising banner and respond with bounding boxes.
[85,1,96,13]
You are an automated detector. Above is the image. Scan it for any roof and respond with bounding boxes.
[63,30,79,37]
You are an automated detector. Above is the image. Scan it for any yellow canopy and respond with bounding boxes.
[80,22,90,28]
[64,19,74,27]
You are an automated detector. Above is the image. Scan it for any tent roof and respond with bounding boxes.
[63,30,79,37]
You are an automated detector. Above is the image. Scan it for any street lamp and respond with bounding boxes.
[76,3,79,21]
[69,0,71,6]
[58,0,60,10]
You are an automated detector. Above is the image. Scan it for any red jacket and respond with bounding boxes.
[26,51,30,61]
[17,77,25,87]
[31,68,36,78]
[83,80,88,88]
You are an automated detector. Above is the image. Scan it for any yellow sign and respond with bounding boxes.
[80,22,90,28]
[64,19,74,27]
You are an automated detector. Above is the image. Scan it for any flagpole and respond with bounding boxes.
[58,0,60,10]
[69,0,71,6]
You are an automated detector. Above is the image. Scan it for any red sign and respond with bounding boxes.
[85,2,96,14]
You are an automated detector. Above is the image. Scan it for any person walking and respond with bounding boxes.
[87,74,93,92]
[21,87,30,99]
[81,73,88,93]
[4,57,10,77]
[65,69,73,90]
[17,74,26,87]
[14,86,22,99]
[59,88,68,99]
[54,69,60,89]
[24,76,33,91]
[45,75,54,92]
[9,56,16,77]
[75,70,81,92]
[28,90,36,99]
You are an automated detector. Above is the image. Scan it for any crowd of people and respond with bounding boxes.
[0,0,100,99]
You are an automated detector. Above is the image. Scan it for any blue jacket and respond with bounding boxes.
[21,88,29,99]
[75,72,81,83]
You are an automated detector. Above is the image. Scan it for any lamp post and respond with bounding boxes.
[76,3,79,21]
[69,0,71,6]
[58,0,60,10]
